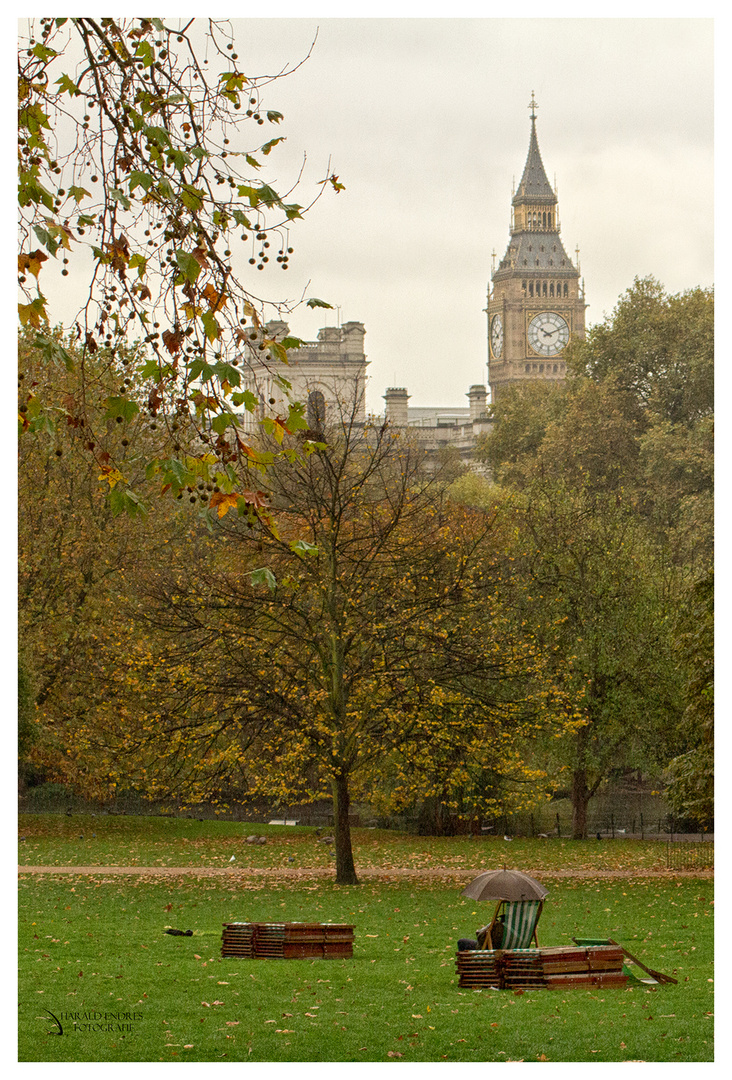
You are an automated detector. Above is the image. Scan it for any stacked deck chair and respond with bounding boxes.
[220,922,256,959]
[455,950,502,988]
[573,937,677,985]
[454,902,633,990]
[457,942,629,991]
[456,899,544,989]
[538,943,627,989]
[222,921,354,960]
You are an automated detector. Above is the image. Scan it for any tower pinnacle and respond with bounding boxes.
[486,98,587,402]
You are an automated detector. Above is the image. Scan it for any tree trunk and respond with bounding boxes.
[571,764,591,839]
[571,721,594,839]
[332,770,359,884]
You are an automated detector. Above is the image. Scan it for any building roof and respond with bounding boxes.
[513,110,555,206]
[496,232,578,276]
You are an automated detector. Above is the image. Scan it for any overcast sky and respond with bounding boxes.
[22,12,715,413]
[201,14,714,413]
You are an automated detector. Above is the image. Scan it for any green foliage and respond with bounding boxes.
[501,479,683,837]
[17,330,192,790]
[663,572,714,825]
[477,381,566,476]
[473,278,714,835]
[18,653,38,761]
[638,417,713,572]
[565,276,713,427]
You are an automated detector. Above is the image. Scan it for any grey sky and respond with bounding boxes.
[217,16,713,412]
[27,14,714,413]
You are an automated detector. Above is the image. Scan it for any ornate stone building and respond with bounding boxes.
[243,98,584,457]
[486,93,586,402]
[242,319,368,434]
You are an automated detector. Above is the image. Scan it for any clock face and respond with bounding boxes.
[490,314,503,359]
[528,311,570,357]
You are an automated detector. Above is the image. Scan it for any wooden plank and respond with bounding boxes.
[607,939,678,985]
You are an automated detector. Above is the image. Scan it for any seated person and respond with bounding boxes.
[457,917,505,951]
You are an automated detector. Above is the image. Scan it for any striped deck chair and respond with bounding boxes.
[485,899,544,950]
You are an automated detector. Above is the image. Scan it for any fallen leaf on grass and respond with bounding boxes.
[388,1052,403,1058]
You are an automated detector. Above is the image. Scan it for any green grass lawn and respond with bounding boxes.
[18,820,714,1063]
[18,813,673,873]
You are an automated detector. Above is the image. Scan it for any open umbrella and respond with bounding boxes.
[462,868,547,902]
[461,869,548,950]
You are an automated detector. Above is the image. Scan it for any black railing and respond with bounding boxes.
[666,840,714,870]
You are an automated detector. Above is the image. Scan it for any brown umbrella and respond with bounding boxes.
[462,868,547,902]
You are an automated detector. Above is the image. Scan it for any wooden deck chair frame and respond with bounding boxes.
[572,937,677,985]
[479,899,544,950]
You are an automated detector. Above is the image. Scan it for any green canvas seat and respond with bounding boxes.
[481,899,544,950]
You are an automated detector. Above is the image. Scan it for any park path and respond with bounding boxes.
[18,865,713,879]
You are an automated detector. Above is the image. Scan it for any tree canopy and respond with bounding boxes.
[64,413,579,881]
[469,276,714,835]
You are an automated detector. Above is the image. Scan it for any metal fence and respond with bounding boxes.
[666,840,714,870]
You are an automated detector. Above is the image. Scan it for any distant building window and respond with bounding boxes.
[563,283,569,297]
[525,364,531,373]
[307,390,326,430]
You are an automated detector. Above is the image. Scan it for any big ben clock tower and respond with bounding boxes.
[487,94,586,402]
